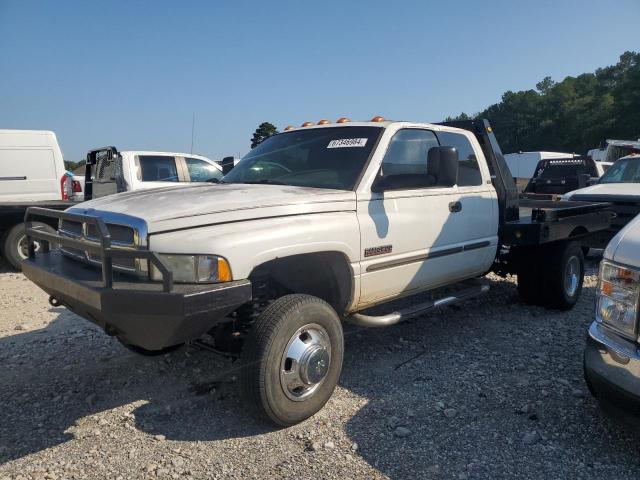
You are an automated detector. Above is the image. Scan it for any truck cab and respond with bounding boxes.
[22,118,612,426]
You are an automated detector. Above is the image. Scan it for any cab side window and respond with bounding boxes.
[185,158,223,182]
[137,156,179,182]
[378,129,440,189]
[436,131,483,186]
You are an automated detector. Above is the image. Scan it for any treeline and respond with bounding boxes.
[447,51,640,155]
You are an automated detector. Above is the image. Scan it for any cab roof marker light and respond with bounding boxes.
[370,116,385,122]
[336,117,351,123]
[317,119,330,125]
[301,121,315,127]
[283,125,294,131]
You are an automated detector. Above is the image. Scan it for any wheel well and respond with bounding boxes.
[250,252,353,315]
[569,226,588,238]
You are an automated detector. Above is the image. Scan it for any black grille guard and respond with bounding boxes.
[24,207,174,292]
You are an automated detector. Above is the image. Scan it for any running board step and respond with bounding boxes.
[348,281,490,328]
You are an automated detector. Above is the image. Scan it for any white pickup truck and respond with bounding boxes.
[584,213,640,418]
[563,154,640,247]
[79,149,223,201]
[22,118,612,426]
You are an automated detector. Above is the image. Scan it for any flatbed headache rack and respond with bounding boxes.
[438,119,612,247]
[23,207,174,292]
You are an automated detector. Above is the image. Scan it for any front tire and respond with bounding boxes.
[2,222,56,270]
[240,294,344,426]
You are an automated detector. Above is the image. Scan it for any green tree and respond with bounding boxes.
[251,122,278,149]
[446,51,640,155]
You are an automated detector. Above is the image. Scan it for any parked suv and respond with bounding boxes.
[584,213,640,417]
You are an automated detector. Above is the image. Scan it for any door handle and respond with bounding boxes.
[449,201,462,213]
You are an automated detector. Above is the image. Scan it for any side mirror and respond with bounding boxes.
[427,146,458,187]
[586,176,599,187]
[220,156,235,175]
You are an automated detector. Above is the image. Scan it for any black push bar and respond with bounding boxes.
[24,207,174,292]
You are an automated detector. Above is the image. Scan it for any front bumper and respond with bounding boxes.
[584,321,640,415]
[23,251,252,350]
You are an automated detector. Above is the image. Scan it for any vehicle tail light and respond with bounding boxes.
[72,180,82,193]
[60,175,72,200]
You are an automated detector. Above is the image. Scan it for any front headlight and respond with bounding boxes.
[596,260,640,339]
[150,254,232,283]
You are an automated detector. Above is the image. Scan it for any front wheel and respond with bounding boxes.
[240,294,344,426]
[2,222,56,270]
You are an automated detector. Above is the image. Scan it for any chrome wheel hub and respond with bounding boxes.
[280,324,331,401]
[564,256,580,297]
[18,234,41,260]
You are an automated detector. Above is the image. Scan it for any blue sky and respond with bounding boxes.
[1,0,638,161]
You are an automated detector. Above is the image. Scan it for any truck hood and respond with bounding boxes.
[564,183,640,202]
[604,214,640,268]
[70,183,356,233]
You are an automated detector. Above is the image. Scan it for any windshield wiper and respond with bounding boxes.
[239,179,287,185]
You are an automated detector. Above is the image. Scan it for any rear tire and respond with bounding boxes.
[2,222,56,270]
[541,240,584,310]
[516,247,542,305]
[240,294,344,427]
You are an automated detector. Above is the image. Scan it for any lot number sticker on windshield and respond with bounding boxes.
[327,138,368,148]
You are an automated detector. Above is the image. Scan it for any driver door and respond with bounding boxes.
[357,128,495,307]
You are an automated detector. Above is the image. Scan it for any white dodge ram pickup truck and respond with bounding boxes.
[22,118,612,425]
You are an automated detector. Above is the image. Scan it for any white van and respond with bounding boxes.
[504,151,579,188]
[0,130,75,269]
[0,130,71,202]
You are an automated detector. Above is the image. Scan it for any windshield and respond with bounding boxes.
[223,126,383,190]
[598,157,640,184]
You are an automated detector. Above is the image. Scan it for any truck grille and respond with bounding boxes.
[59,216,144,274]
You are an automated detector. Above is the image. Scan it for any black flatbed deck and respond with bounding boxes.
[501,199,612,246]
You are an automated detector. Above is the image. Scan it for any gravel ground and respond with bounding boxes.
[1,256,640,479]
